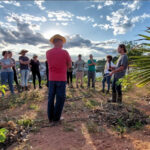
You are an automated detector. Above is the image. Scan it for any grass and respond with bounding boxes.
[63,122,75,132]
[29,104,39,111]
[83,99,100,109]
[86,121,100,133]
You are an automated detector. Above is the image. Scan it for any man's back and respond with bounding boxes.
[46,48,71,81]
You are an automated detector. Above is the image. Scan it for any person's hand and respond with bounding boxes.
[109,71,114,76]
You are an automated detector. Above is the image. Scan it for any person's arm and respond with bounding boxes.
[110,55,127,76]
[110,66,124,76]
[91,60,96,65]
[1,62,14,69]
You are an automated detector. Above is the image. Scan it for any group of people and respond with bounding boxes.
[0,34,128,125]
[46,34,128,125]
[0,50,42,95]
[67,54,96,89]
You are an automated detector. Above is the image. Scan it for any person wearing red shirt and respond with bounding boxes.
[46,34,72,124]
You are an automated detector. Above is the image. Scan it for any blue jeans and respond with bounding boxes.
[102,73,111,91]
[20,69,29,87]
[1,72,14,95]
[48,81,66,121]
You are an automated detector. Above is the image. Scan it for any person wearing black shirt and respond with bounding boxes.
[30,55,42,89]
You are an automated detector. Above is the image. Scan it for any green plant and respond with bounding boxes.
[0,128,8,143]
[85,99,100,109]
[29,104,39,111]
[129,27,150,87]
[17,119,34,127]
[0,85,7,95]
[116,75,135,91]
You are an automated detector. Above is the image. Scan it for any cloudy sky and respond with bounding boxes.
[0,0,150,61]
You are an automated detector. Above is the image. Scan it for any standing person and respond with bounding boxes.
[75,55,85,88]
[46,34,72,125]
[102,55,115,94]
[87,54,96,89]
[7,51,19,88]
[19,50,30,91]
[109,44,128,103]
[67,62,73,88]
[45,60,49,87]
[30,55,42,89]
[0,51,14,96]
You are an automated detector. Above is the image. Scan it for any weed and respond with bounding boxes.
[86,121,99,133]
[17,119,34,127]
[29,104,39,111]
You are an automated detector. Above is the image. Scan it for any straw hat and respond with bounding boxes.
[50,34,66,44]
[19,49,28,54]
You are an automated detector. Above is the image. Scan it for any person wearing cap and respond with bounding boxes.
[87,54,96,89]
[46,34,72,124]
[0,51,14,96]
[75,54,85,88]
[30,55,42,89]
[102,55,115,94]
[7,51,20,89]
[19,50,30,91]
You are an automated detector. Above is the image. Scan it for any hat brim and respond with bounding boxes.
[19,50,28,54]
[50,35,66,44]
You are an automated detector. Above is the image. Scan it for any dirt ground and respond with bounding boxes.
[1,83,150,150]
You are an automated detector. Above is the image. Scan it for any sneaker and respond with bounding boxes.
[39,86,42,89]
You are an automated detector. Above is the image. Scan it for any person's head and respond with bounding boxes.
[7,51,12,58]
[33,54,38,60]
[107,55,112,62]
[118,44,127,54]
[50,34,66,49]
[19,50,28,56]
[78,54,82,60]
[89,54,93,59]
[53,38,63,48]
[2,51,8,58]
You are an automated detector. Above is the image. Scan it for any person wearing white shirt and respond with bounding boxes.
[102,55,115,94]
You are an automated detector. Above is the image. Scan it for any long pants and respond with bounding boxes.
[13,67,19,86]
[32,71,41,88]
[88,71,95,87]
[102,73,111,91]
[20,69,29,87]
[1,72,14,95]
[112,77,122,96]
[76,71,84,86]
[67,71,72,84]
[47,81,66,122]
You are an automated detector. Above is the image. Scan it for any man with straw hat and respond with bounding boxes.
[19,49,30,91]
[46,34,72,125]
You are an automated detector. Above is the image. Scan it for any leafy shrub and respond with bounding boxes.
[0,128,8,143]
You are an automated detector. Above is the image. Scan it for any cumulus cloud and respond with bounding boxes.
[47,11,74,22]
[0,20,48,46]
[93,0,146,35]
[34,0,45,10]
[76,16,94,22]
[6,13,47,23]
[2,0,20,7]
